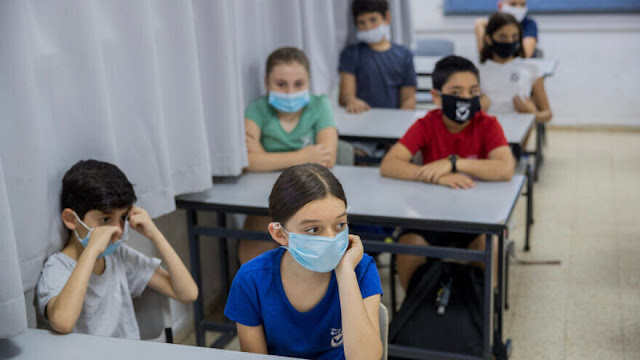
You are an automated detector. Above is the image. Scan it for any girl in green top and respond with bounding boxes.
[240,47,339,264]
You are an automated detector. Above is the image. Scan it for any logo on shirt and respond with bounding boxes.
[330,328,343,347]
[510,72,520,82]
[455,101,471,121]
[300,135,313,147]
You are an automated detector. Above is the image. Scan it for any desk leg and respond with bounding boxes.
[483,234,494,360]
[217,212,231,297]
[187,209,205,347]
[534,122,544,182]
[496,232,505,344]
[525,162,533,252]
[390,254,397,314]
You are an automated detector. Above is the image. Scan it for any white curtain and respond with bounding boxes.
[0,0,413,338]
[0,157,28,338]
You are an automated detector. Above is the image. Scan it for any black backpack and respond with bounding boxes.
[389,260,507,359]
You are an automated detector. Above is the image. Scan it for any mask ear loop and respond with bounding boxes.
[273,222,290,235]
[72,211,93,242]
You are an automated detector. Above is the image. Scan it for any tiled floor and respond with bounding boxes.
[500,129,640,360]
[179,129,640,359]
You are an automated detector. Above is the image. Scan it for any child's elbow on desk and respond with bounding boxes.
[49,315,75,335]
[502,168,515,181]
[500,162,516,181]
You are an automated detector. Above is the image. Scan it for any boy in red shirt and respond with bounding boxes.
[380,55,515,289]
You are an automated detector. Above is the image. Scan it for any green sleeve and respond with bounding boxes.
[313,95,336,132]
[244,97,268,128]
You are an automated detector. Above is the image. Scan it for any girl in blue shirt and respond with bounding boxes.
[225,164,383,360]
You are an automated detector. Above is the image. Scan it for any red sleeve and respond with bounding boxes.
[483,115,509,155]
[398,117,428,155]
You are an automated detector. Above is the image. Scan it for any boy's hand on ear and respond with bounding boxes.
[86,226,120,255]
[128,206,160,239]
[437,173,476,190]
[336,234,364,273]
[513,95,537,114]
[345,98,370,114]
[415,158,452,184]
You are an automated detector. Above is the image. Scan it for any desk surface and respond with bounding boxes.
[335,107,427,142]
[335,107,534,146]
[177,166,525,231]
[414,55,558,77]
[0,329,293,360]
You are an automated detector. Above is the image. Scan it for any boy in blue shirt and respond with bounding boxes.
[475,0,539,58]
[339,0,417,114]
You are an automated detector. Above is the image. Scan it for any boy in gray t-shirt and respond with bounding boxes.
[36,160,198,339]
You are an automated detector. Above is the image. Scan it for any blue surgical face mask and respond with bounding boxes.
[275,223,349,273]
[268,89,310,113]
[73,212,129,259]
[356,23,390,44]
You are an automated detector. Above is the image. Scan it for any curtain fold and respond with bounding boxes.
[0,157,28,338]
[0,0,414,337]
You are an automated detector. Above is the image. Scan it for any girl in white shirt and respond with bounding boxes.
[478,12,552,124]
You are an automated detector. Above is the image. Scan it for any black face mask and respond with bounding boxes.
[490,40,520,59]
[440,94,481,124]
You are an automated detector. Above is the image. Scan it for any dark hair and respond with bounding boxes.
[432,55,480,91]
[351,0,388,20]
[61,159,136,219]
[269,164,347,225]
[265,47,310,79]
[480,12,525,63]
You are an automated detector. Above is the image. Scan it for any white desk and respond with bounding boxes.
[0,329,294,360]
[176,166,526,360]
[335,107,535,149]
[335,107,427,144]
[179,166,524,228]
[335,108,535,249]
[414,56,559,78]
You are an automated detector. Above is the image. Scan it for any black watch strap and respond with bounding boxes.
[449,154,458,173]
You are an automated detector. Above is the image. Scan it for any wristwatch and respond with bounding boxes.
[448,154,459,173]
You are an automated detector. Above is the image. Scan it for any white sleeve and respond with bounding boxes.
[35,255,73,321]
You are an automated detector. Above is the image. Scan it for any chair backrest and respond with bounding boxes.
[379,303,389,360]
[133,288,172,341]
[532,48,544,58]
[415,39,454,57]
[337,140,355,166]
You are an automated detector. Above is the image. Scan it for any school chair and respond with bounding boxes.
[531,47,548,150]
[133,288,173,342]
[414,39,455,105]
[414,39,455,57]
[337,140,355,166]
[379,303,389,360]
